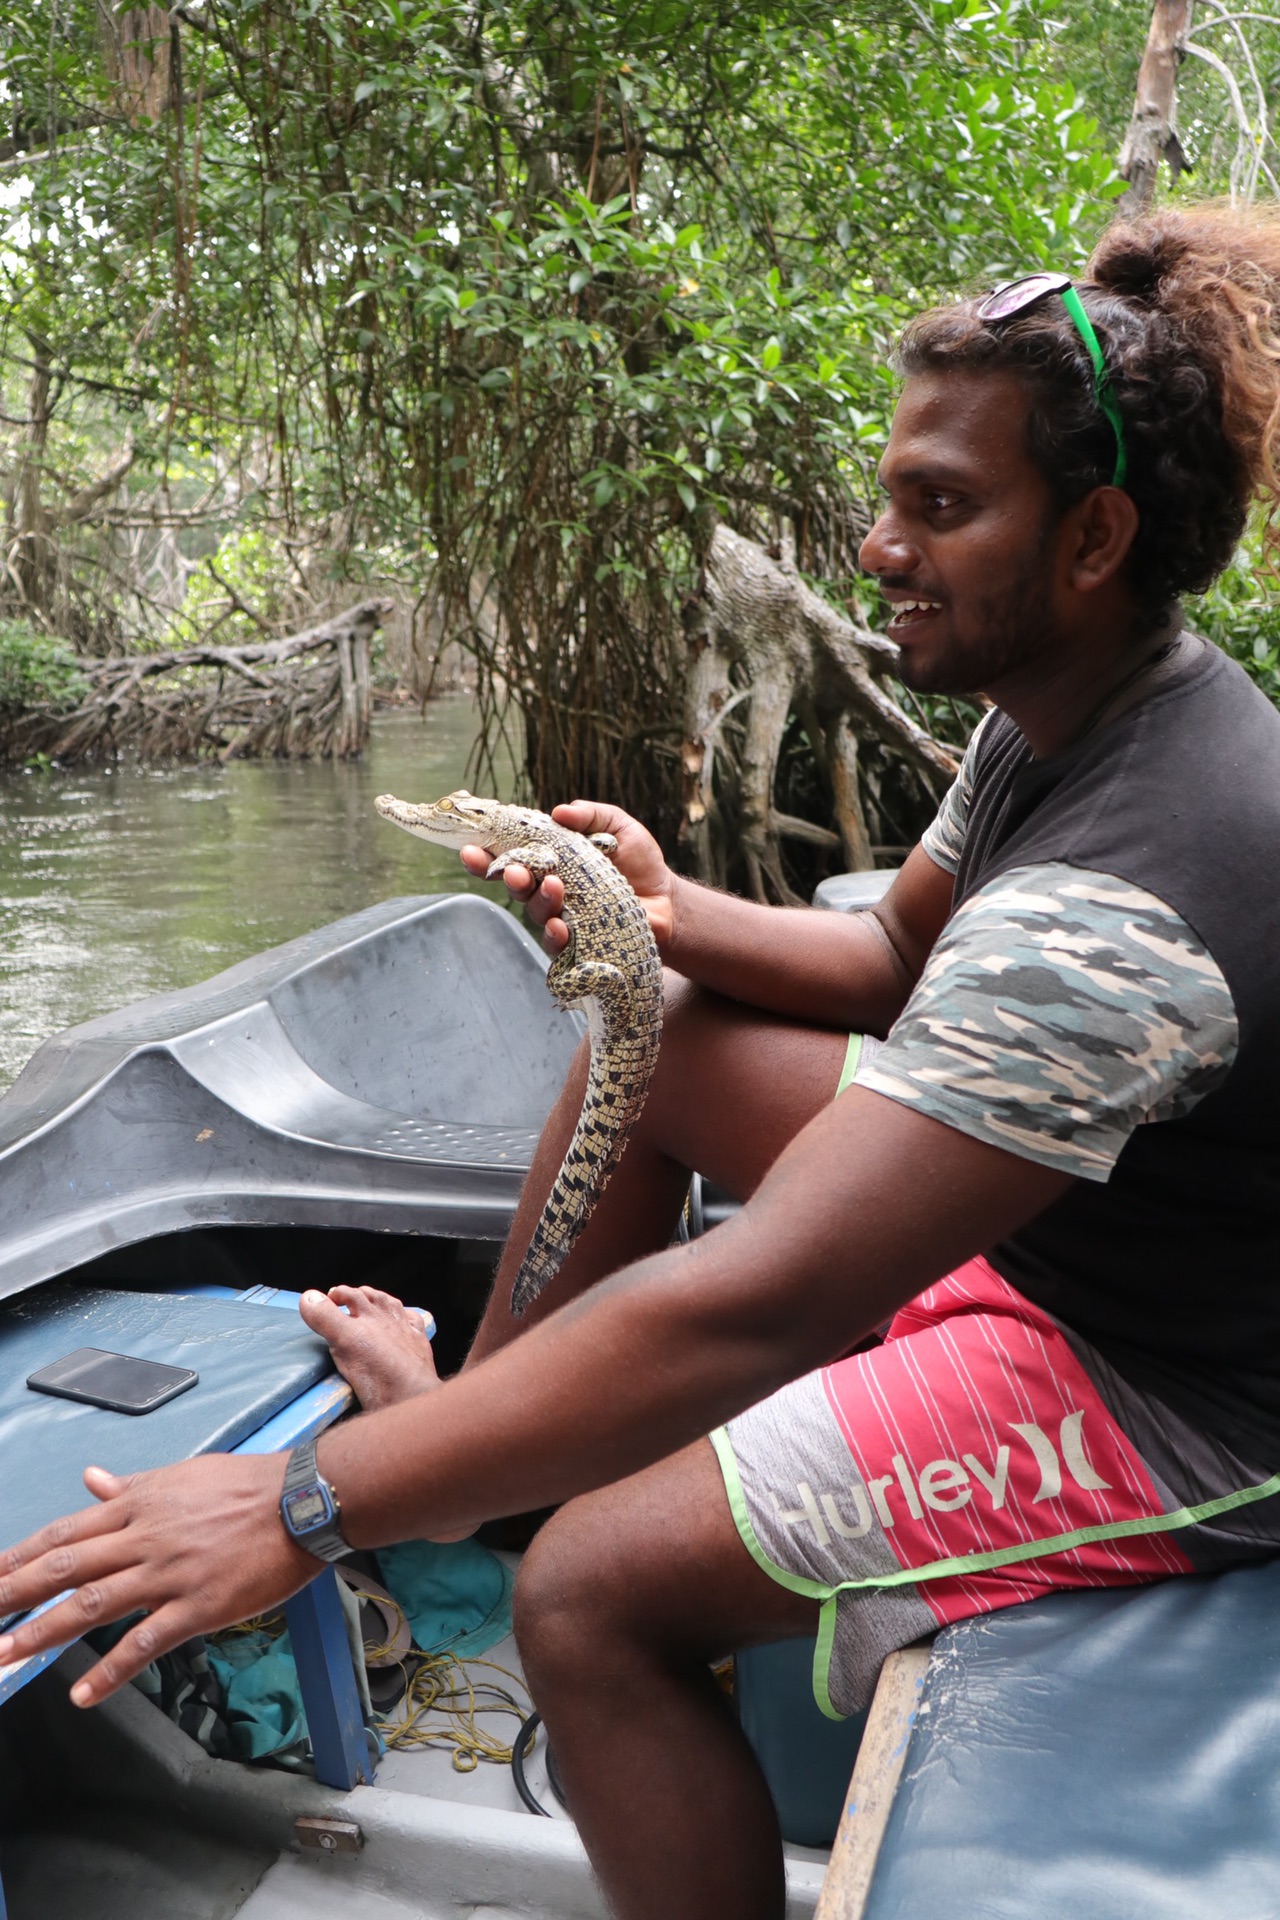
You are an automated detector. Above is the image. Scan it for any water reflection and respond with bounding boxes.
[0,698,513,1088]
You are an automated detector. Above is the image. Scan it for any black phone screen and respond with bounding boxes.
[27,1348,199,1415]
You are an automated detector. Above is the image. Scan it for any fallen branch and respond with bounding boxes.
[0,599,392,767]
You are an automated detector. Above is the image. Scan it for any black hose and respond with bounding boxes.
[512,1709,551,1816]
[511,1709,569,1817]
[545,1733,568,1809]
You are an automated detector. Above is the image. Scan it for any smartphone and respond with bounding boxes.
[27,1348,199,1415]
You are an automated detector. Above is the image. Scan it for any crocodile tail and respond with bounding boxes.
[508,1124,614,1315]
[509,1024,659,1316]
[509,1225,573,1318]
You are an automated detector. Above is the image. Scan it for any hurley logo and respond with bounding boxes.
[771,1412,1112,1548]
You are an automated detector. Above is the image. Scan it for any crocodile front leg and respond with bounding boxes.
[488,843,577,964]
[485,842,559,888]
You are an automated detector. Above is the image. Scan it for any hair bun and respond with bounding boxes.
[1089,215,1195,305]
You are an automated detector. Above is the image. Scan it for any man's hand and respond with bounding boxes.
[0,1452,317,1707]
[461,800,677,956]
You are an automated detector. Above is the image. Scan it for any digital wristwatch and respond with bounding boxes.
[280,1437,351,1563]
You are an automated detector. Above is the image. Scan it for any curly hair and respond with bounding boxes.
[896,203,1280,612]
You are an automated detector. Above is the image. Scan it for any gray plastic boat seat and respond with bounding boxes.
[0,894,582,1305]
[812,870,897,913]
[0,1284,332,1557]
[862,1561,1280,1920]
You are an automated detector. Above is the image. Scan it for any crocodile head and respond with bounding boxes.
[375,789,505,849]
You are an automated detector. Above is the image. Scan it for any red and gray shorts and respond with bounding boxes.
[712,1257,1280,1717]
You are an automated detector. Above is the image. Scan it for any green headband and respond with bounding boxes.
[1059,285,1128,490]
[977,273,1128,490]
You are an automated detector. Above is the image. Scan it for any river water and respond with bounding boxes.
[0,698,511,1090]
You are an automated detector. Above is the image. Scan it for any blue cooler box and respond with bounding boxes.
[736,1637,868,1848]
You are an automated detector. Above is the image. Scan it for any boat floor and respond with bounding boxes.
[3,1614,829,1920]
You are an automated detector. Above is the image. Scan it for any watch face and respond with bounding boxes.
[284,1484,333,1534]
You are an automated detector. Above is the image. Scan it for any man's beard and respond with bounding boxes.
[895,533,1063,697]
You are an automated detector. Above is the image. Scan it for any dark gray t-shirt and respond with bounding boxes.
[859,637,1280,1462]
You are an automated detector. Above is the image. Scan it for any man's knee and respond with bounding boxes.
[513,1496,633,1685]
[641,976,739,1121]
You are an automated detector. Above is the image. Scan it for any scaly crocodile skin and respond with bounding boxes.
[375,790,663,1314]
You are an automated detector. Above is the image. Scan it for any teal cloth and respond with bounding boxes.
[202,1538,513,1763]
[207,1576,377,1766]
[208,1628,311,1764]
[376,1538,515,1658]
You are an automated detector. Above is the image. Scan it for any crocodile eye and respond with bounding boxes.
[438,798,454,811]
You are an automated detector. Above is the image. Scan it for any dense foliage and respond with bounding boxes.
[24,3,1280,867]
[0,619,87,712]
[1,0,1125,849]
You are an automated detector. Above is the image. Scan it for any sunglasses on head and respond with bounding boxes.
[975,272,1128,490]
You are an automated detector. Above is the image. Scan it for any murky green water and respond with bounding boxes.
[0,698,514,1089]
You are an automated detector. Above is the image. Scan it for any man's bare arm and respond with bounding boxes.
[0,1087,1069,1702]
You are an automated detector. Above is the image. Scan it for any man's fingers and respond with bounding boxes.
[551,800,624,836]
[68,1599,198,1707]
[0,1524,145,1651]
[459,845,541,899]
[83,1465,128,1500]
[459,845,554,909]
[0,1493,127,1592]
[0,1562,163,1671]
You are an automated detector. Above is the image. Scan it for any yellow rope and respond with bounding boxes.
[376,1650,534,1772]
[360,1600,410,1666]
[215,1598,533,1776]
[217,1612,287,1641]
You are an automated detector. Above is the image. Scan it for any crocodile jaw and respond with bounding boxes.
[375,791,500,850]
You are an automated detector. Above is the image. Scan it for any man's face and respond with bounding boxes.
[859,369,1066,696]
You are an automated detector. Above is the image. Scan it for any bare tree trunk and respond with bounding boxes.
[100,5,172,125]
[1118,0,1194,214]
[828,716,875,873]
[681,523,956,902]
[8,339,54,623]
[354,627,372,738]
[335,630,358,757]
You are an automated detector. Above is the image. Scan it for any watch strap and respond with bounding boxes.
[281,1438,351,1563]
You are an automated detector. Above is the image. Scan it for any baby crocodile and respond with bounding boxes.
[375,790,664,1315]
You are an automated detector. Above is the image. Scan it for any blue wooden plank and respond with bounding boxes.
[231,1374,354,1455]
[284,1571,373,1791]
[0,1592,73,1708]
[227,1300,372,1790]
[170,1282,304,1312]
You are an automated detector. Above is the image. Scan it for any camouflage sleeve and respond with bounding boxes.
[856,863,1239,1181]
[920,709,995,874]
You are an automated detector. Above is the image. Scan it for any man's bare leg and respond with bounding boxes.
[513,1437,821,1920]
[301,979,848,1399]
[467,977,849,1364]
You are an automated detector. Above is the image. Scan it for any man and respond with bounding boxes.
[4,206,1280,1920]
